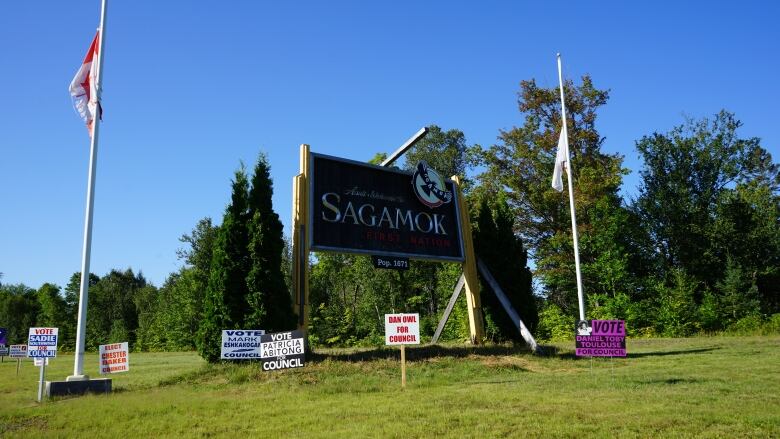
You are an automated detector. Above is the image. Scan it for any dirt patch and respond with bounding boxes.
[0,416,48,435]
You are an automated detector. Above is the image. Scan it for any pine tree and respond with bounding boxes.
[473,197,537,340]
[245,154,295,332]
[197,168,251,362]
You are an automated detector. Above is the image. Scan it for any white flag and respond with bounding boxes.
[69,31,100,134]
[552,130,567,192]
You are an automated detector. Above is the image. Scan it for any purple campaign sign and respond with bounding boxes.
[0,327,7,346]
[576,320,626,357]
[591,320,626,336]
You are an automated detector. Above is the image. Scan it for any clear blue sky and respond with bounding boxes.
[1,1,778,289]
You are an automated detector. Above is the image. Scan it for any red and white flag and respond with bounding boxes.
[69,31,101,134]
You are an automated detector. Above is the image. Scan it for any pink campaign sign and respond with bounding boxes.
[575,320,626,357]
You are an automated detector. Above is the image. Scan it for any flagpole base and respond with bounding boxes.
[48,378,111,397]
[66,374,90,381]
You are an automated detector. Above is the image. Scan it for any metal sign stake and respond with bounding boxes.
[37,361,46,402]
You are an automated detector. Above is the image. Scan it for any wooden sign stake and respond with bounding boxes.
[401,345,406,389]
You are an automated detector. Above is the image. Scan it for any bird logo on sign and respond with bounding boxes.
[412,161,453,208]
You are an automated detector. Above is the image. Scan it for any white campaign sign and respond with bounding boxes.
[33,357,49,366]
[27,327,58,358]
[220,330,265,359]
[99,342,129,374]
[385,313,421,345]
[10,344,27,358]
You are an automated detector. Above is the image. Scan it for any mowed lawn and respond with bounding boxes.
[1,336,778,438]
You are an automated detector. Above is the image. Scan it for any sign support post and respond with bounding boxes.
[37,362,46,402]
[292,144,311,331]
[452,176,485,343]
[16,358,21,376]
[400,345,406,388]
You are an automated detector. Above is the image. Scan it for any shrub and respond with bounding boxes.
[536,304,575,342]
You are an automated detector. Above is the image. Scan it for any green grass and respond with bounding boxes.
[1,336,778,438]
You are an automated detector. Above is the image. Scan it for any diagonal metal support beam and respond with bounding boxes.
[477,258,539,353]
[431,274,466,344]
[380,127,429,167]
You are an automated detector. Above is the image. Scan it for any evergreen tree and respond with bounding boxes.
[198,224,234,361]
[198,169,251,362]
[245,154,295,332]
[198,156,294,362]
[473,198,537,340]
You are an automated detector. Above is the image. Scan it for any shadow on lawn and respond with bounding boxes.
[626,347,721,358]
[543,345,721,360]
[310,344,535,363]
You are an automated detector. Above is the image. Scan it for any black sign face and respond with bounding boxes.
[372,255,410,270]
[310,153,464,261]
[260,330,305,371]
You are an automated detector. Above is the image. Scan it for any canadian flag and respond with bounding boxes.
[69,32,101,134]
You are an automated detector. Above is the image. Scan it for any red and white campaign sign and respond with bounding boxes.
[99,342,129,374]
[385,313,420,345]
[27,327,58,358]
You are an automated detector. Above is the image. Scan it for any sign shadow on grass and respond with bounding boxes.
[310,344,535,364]
[543,345,720,360]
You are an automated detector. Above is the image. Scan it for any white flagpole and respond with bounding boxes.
[557,53,586,322]
[69,0,108,381]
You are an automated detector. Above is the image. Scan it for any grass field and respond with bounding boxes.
[1,336,778,438]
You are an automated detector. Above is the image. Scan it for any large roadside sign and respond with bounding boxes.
[27,327,58,358]
[310,154,465,262]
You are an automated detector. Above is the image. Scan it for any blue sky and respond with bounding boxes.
[1,1,778,289]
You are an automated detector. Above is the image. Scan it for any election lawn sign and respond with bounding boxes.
[221,330,265,359]
[10,344,27,358]
[259,330,305,371]
[576,320,626,357]
[27,327,58,358]
[219,329,305,370]
[99,342,129,374]
[385,313,420,388]
[385,313,420,345]
[0,327,6,358]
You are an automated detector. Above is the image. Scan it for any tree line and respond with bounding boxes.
[2,75,778,358]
